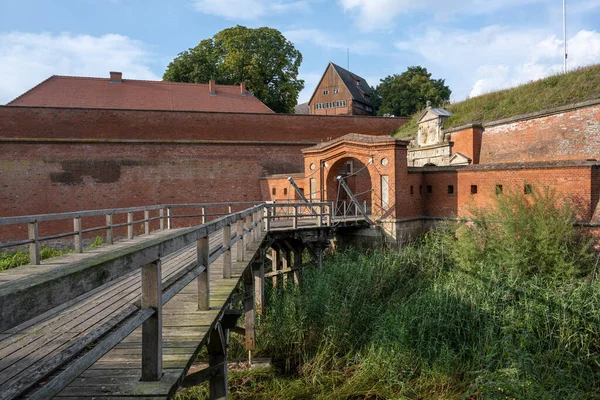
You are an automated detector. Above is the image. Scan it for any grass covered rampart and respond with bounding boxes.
[178,188,600,399]
[396,64,600,138]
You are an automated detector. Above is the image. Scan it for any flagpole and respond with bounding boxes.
[563,0,567,73]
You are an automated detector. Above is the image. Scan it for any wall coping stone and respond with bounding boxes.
[408,159,600,173]
[443,98,600,133]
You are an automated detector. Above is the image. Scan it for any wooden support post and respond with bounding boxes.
[325,204,331,226]
[254,259,265,316]
[271,248,279,288]
[258,210,264,237]
[246,216,252,250]
[282,250,291,286]
[159,208,165,230]
[293,246,302,285]
[144,210,150,235]
[127,212,134,239]
[207,324,228,400]
[292,205,298,229]
[141,259,162,381]
[197,236,210,311]
[28,221,40,265]
[256,211,261,237]
[363,200,367,214]
[317,205,322,227]
[264,207,270,231]
[223,224,232,279]
[201,206,206,224]
[106,214,113,245]
[167,207,173,229]
[243,271,256,360]
[73,217,83,253]
[228,204,233,214]
[236,219,244,262]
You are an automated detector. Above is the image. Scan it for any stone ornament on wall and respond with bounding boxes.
[408,104,467,167]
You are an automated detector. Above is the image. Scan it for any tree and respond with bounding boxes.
[376,66,451,117]
[163,26,304,113]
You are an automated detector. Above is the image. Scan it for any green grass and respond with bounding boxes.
[0,236,104,271]
[177,187,600,399]
[395,64,600,138]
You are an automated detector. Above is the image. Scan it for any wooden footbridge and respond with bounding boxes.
[0,201,370,399]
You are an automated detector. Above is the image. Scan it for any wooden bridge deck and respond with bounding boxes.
[54,238,258,399]
[0,201,366,399]
[0,229,263,399]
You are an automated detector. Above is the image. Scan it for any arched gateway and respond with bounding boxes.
[301,133,409,221]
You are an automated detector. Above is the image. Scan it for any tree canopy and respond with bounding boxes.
[163,26,304,113]
[376,66,451,117]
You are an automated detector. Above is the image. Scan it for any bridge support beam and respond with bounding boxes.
[243,270,256,365]
[236,219,244,262]
[207,323,228,400]
[198,236,210,311]
[141,259,162,381]
[293,244,303,285]
[270,248,280,288]
[223,224,232,279]
[281,248,290,287]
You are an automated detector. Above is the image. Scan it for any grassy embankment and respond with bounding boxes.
[395,64,600,138]
[177,188,600,399]
[0,236,104,271]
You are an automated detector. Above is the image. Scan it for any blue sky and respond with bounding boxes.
[1,0,599,106]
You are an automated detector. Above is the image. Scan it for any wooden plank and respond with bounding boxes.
[26,309,153,400]
[141,260,162,381]
[0,304,142,400]
[222,225,231,279]
[0,234,224,396]
[197,236,210,311]
[4,227,265,399]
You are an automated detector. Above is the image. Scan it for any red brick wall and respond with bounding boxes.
[0,141,305,241]
[479,103,600,164]
[260,175,303,202]
[0,106,407,141]
[450,126,483,164]
[418,165,595,221]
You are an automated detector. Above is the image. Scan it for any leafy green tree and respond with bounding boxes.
[163,26,304,113]
[376,66,451,117]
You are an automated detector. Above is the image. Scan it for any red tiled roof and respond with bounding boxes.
[6,75,274,113]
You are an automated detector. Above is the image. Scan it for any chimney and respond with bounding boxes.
[109,71,122,84]
[240,82,247,96]
[209,80,216,96]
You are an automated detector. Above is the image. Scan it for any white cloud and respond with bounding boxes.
[0,32,158,104]
[338,0,543,32]
[284,28,381,55]
[193,0,309,20]
[469,29,600,97]
[395,26,600,99]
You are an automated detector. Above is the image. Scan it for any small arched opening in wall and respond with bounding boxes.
[324,157,374,216]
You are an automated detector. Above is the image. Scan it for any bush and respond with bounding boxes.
[178,188,600,399]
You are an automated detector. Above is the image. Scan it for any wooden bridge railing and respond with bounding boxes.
[17,203,265,399]
[263,202,333,230]
[0,202,262,265]
[0,201,350,399]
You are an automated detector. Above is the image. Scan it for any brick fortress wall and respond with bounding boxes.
[476,101,600,164]
[0,106,407,241]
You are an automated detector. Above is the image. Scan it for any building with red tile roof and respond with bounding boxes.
[6,72,274,113]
